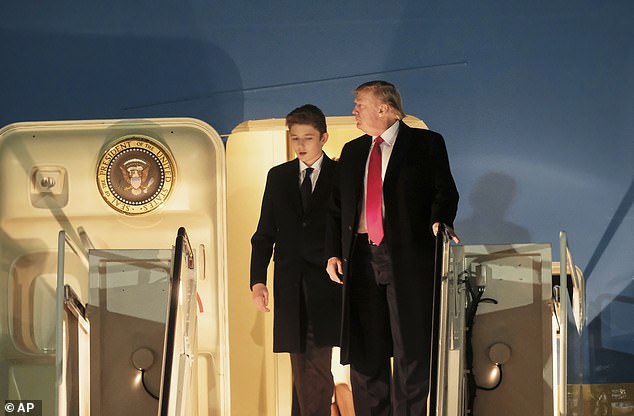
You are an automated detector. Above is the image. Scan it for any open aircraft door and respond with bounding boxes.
[225,115,428,416]
[0,118,230,415]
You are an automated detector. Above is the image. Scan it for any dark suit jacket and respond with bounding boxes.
[325,121,459,369]
[251,154,342,353]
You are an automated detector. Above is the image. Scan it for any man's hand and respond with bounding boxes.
[326,257,344,284]
[432,222,460,244]
[251,283,270,312]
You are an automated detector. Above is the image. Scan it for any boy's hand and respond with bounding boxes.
[251,283,270,312]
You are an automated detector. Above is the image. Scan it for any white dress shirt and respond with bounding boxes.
[299,153,324,192]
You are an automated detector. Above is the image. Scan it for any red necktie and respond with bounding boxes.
[366,136,384,244]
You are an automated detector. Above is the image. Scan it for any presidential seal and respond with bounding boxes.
[96,135,176,215]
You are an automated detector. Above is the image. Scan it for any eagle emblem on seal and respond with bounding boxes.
[119,158,155,196]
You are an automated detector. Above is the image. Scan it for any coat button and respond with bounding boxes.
[343,258,348,263]
[301,222,307,227]
[347,225,352,231]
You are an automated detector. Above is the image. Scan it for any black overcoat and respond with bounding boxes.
[251,154,342,352]
[325,122,459,371]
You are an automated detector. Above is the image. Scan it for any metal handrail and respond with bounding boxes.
[559,231,568,416]
[159,227,195,416]
[429,223,450,415]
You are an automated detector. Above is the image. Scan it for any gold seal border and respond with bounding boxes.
[96,135,176,215]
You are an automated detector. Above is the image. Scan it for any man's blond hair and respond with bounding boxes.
[354,80,406,119]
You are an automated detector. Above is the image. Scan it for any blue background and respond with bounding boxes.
[1,0,632,383]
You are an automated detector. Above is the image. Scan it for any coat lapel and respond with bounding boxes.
[285,159,303,215]
[353,136,372,210]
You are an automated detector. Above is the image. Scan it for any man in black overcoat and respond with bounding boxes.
[325,81,460,415]
[251,104,342,415]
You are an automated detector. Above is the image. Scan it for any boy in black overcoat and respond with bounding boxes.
[251,104,342,415]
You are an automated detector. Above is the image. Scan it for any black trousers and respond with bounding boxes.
[290,275,334,416]
[289,322,334,416]
[349,237,428,416]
